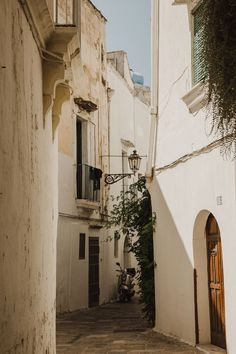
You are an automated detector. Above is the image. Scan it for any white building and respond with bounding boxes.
[56,0,112,312]
[56,43,151,309]
[106,50,150,289]
[147,1,236,353]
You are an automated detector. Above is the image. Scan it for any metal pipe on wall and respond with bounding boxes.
[146,0,160,179]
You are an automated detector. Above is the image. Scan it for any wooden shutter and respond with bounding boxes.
[193,4,205,85]
[79,233,86,259]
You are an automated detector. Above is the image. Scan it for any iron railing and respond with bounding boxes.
[77,164,103,202]
[55,0,76,26]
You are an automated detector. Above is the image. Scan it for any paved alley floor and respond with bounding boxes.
[56,297,201,354]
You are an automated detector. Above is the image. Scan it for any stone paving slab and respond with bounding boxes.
[56,298,201,354]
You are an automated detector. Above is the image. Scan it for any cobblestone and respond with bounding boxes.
[56,298,201,354]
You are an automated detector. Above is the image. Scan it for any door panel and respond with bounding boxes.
[206,215,226,349]
[89,237,99,307]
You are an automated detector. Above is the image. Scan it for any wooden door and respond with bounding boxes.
[206,214,226,349]
[89,237,99,307]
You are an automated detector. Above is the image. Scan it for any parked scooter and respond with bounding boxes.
[116,262,135,302]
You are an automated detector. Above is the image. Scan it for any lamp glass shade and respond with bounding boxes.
[128,150,141,173]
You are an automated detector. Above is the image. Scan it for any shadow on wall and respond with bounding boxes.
[150,178,218,346]
[151,179,197,344]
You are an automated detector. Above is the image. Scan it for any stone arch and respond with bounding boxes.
[193,209,211,344]
[193,209,226,346]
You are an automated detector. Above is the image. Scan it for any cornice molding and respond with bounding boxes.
[182,82,207,114]
[172,0,187,5]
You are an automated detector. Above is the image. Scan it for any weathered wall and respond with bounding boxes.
[107,51,134,89]
[56,0,111,312]
[150,1,236,352]
[0,0,57,353]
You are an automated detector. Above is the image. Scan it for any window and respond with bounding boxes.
[79,233,86,259]
[114,238,119,258]
[76,118,102,202]
[192,3,205,85]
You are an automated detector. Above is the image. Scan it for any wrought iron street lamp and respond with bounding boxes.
[128,150,142,174]
[105,150,142,185]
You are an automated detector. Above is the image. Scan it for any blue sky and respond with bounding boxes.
[92,0,151,86]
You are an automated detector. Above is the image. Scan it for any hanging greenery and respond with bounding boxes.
[107,177,156,325]
[201,0,236,152]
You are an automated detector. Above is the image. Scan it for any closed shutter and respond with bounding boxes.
[193,4,205,85]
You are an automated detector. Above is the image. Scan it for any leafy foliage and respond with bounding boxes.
[107,177,156,325]
[201,0,236,152]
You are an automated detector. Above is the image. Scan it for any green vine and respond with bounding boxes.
[201,0,236,152]
[107,177,156,325]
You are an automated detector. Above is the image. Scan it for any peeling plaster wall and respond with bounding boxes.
[0,1,56,353]
[70,0,109,193]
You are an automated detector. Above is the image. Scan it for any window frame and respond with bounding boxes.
[191,1,205,87]
[79,233,86,260]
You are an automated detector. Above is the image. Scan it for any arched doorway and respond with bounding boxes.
[206,214,226,349]
[193,211,226,349]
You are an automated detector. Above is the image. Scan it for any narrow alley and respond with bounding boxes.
[1,0,236,352]
[56,298,201,354]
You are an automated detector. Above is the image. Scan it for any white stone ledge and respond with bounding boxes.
[182,82,207,114]
[197,344,226,354]
[172,0,187,5]
[76,199,100,211]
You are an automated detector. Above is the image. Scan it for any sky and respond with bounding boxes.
[92,0,151,86]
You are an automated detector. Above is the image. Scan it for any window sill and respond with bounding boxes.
[172,0,187,5]
[76,199,100,210]
[181,82,207,114]
[197,344,226,354]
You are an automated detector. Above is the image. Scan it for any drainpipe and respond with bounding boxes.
[146,0,160,180]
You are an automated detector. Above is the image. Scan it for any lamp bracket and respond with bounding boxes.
[105,173,133,185]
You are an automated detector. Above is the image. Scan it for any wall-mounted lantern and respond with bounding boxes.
[105,150,142,185]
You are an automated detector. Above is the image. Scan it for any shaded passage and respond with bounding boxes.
[57,298,201,353]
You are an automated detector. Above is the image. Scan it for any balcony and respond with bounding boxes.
[45,0,78,55]
[55,0,77,26]
[77,164,103,203]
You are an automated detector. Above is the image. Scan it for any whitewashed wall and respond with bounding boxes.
[150,1,236,352]
[106,55,150,293]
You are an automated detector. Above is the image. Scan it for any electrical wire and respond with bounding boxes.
[155,134,234,175]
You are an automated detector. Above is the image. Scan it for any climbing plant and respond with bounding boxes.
[107,177,156,325]
[201,0,236,152]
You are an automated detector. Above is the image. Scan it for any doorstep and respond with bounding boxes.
[197,344,226,354]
